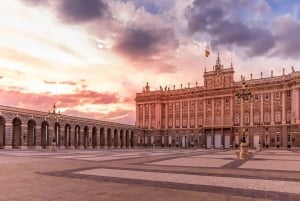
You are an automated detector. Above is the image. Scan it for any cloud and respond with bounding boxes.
[58,0,110,23]
[59,81,77,86]
[44,80,56,84]
[0,76,3,79]
[21,0,49,6]
[0,89,119,111]
[273,14,300,59]
[185,0,275,57]
[121,0,175,14]
[114,27,178,59]
[63,108,135,124]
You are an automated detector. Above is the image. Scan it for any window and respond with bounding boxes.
[276,134,280,143]
[264,112,270,123]
[287,90,291,97]
[244,113,249,124]
[264,93,269,100]
[287,134,291,143]
[275,111,281,123]
[254,94,259,101]
[234,115,240,124]
[275,92,280,99]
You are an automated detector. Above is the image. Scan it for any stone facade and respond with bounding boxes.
[135,55,300,149]
[0,105,136,149]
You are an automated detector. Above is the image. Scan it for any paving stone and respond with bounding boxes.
[0,149,299,201]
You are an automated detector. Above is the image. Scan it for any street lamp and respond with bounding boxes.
[48,103,60,152]
[235,77,252,142]
[235,77,252,159]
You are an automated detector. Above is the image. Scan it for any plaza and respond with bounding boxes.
[0,148,300,201]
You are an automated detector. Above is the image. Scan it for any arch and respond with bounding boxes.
[64,124,71,148]
[131,131,134,148]
[27,119,36,147]
[12,118,22,149]
[83,126,89,149]
[126,130,129,148]
[41,121,49,149]
[92,126,97,148]
[113,129,118,148]
[75,125,80,149]
[120,129,124,148]
[0,116,5,148]
[107,128,112,148]
[100,127,104,148]
[54,122,60,146]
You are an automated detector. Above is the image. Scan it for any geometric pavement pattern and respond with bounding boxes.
[0,148,300,201]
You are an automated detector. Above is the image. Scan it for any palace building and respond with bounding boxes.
[135,55,300,149]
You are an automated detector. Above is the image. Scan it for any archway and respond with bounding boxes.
[84,126,89,149]
[54,122,60,146]
[12,118,22,149]
[41,121,49,149]
[92,127,97,148]
[100,127,104,148]
[120,130,124,148]
[114,129,118,148]
[75,125,80,148]
[27,119,36,147]
[64,124,71,148]
[131,131,134,148]
[0,116,5,148]
[126,130,129,148]
[107,128,112,148]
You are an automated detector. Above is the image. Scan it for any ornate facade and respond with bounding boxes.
[0,105,136,149]
[135,55,300,149]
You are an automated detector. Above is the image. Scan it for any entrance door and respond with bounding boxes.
[253,135,260,148]
[206,135,211,148]
[214,134,221,148]
[224,135,230,148]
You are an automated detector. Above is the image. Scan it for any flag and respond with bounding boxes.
[205,50,210,57]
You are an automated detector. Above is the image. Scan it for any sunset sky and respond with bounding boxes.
[0,0,300,125]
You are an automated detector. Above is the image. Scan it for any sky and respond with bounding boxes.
[0,0,300,125]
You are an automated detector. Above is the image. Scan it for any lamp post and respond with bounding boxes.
[235,77,252,159]
[48,103,60,152]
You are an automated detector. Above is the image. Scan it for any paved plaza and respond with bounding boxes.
[0,148,300,201]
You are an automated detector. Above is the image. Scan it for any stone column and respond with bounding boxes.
[180,101,182,129]
[291,88,300,122]
[117,130,120,148]
[271,92,274,125]
[122,132,126,148]
[173,102,175,129]
[128,132,132,148]
[195,100,198,127]
[221,97,224,125]
[149,104,151,129]
[136,104,139,127]
[203,98,206,125]
[282,91,286,123]
[250,99,253,127]
[260,93,264,124]
[70,128,75,149]
[187,101,190,129]
[212,98,215,125]
[104,129,107,149]
[142,104,145,128]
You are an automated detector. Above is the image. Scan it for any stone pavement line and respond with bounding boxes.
[75,168,300,194]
